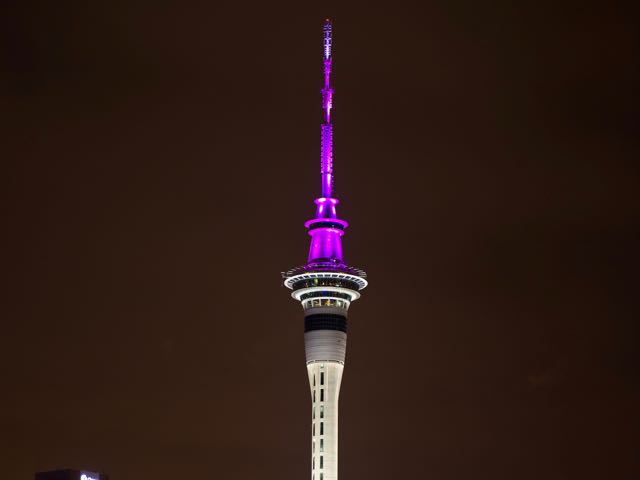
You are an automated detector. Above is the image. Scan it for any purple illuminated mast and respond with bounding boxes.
[321,20,334,199]
[301,19,358,267]
[283,19,367,480]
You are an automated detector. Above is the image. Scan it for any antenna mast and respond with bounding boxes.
[321,19,334,198]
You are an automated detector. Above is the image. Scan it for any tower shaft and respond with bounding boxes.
[307,360,343,480]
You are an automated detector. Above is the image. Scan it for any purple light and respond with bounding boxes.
[320,124,333,198]
[307,228,344,263]
[305,19,349,264]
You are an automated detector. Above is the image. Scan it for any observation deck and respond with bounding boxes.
[283,262,367,311]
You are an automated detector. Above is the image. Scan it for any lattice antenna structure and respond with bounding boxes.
[321,19,334,199]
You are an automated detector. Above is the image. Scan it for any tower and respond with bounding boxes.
[283,19,367,480]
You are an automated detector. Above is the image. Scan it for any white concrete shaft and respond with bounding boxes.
[307,361,343,480]
[304,330,347,364]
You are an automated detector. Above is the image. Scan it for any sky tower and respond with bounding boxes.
[283,19,367,480]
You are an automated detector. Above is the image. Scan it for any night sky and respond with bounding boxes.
[3,2,639,479]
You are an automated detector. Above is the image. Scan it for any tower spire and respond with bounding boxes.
[306,18,347,263]
[321,19,334,199]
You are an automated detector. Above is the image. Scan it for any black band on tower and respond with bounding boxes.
[304,314,347,333]
[306,221,345,231]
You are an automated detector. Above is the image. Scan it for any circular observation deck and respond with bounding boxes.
[283,262,367,305]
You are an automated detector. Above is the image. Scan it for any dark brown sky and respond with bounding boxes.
[2,1,639,479]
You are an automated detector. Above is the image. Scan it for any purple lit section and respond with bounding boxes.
[321,124,333,198]
[308,227,344,262]
[320,20,334,198]
[305,199,348,229]
[322,75,333,123]
[321,22,334,121]
[306,19,348,264]
[320,19,335,202]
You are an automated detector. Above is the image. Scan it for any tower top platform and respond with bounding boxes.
[283,261,367,281]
